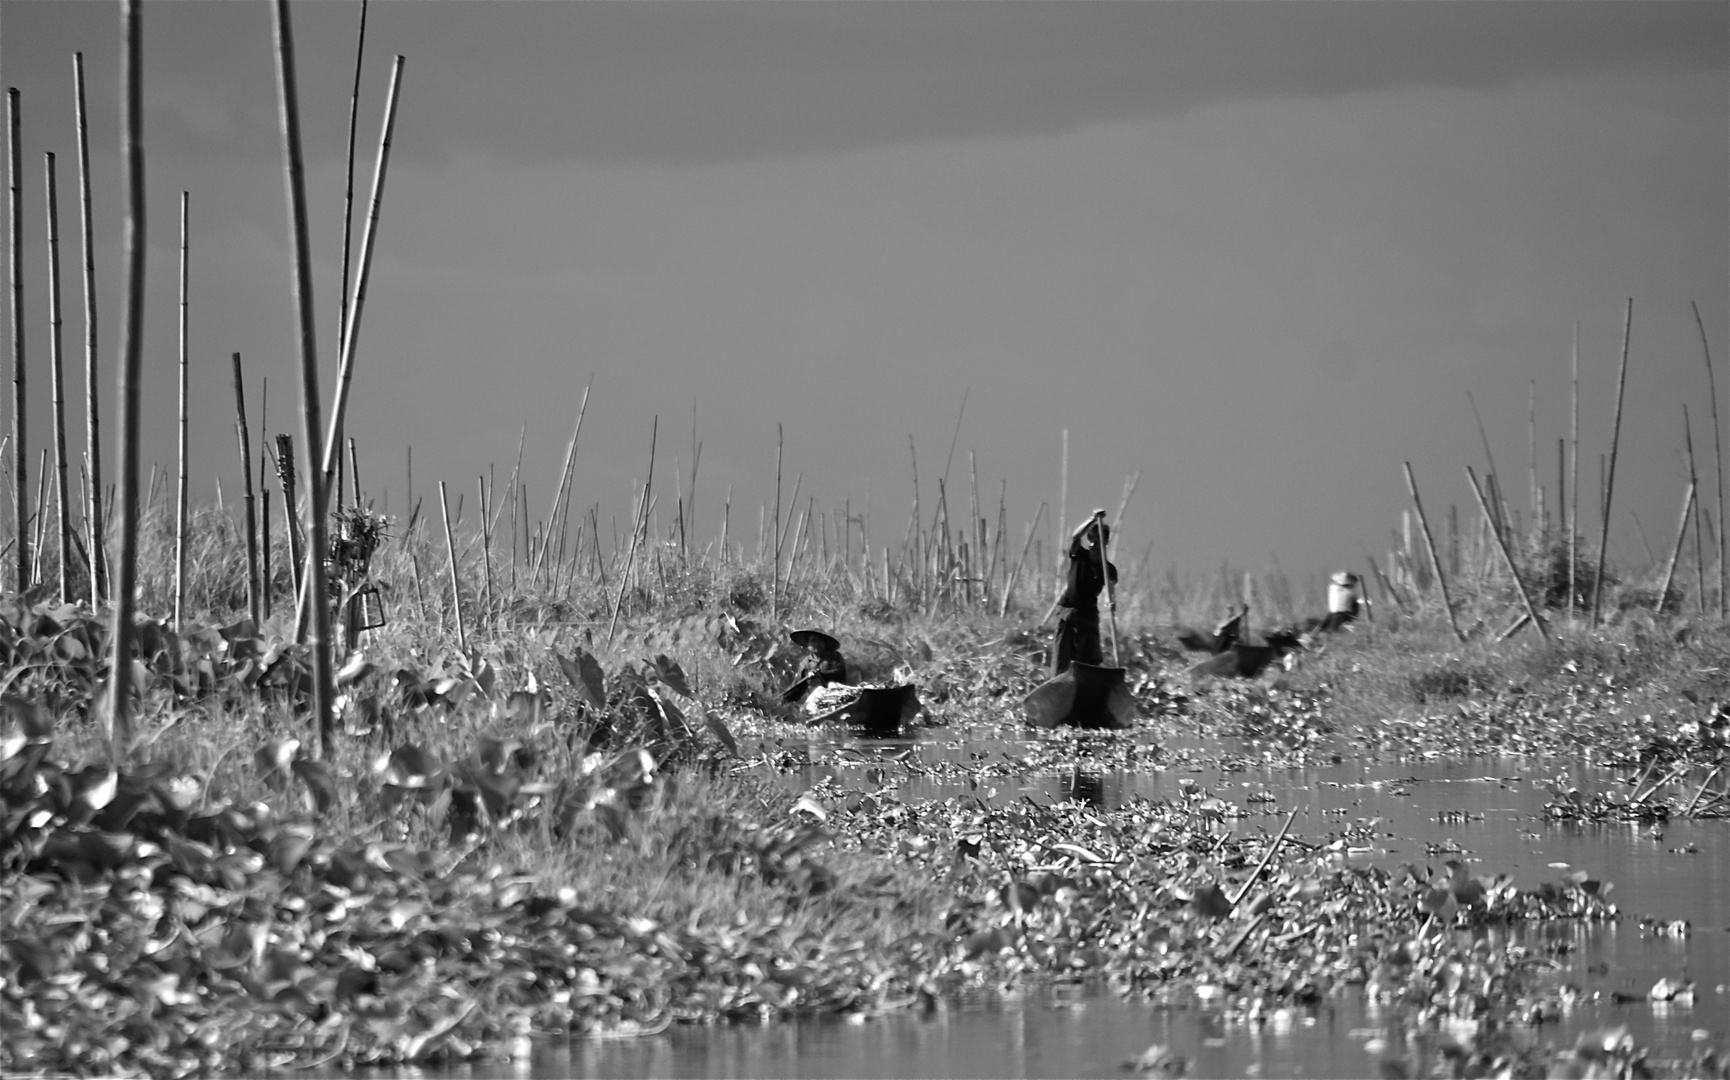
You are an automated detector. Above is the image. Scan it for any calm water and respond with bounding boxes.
[415,731,1730,1080]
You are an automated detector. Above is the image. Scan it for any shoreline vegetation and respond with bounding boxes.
[2,492,1729,1078]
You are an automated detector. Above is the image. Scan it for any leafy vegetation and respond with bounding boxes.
[1,499,1728,1076]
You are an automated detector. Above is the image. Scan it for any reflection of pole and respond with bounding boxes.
[1095,515,1118,666]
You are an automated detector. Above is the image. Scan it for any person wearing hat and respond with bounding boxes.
[1320,572,1362,631]
[1051,509,1118,676]
[781,629,849,703]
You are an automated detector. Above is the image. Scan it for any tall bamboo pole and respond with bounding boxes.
[1591,301,1632,626]
[1569,322,1579,620]
[1685,406,1706,612]
[44,153,72,604]
[319,54,404,500]
[331,0,369,498]
[73,55,105,606]
[271,0,337,758]
[1465,466,1548,640]
[8,89,26,593]
[232,353,259,627]
[1693,301,1725,619]
[104,1,145,749]
[174,192,189,629]
[1658,480,1695,616]
[1403,463,1465,643]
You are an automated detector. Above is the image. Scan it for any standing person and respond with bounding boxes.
[1051,509,1118,676]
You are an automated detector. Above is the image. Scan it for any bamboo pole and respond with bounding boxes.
[1591,300,1633,626]
[1694,301,1725,619]
[477,474,493,617]
[607,417,656,644]
[1466,390,1502,538]
[30,449,47,588]
[272,0,337,757]
[1569,322,1579,620]
[533,377,591,582]
[103,0,145,750]
[331,0,368,493]
[260,474,272,620]
[771,425,784,618]
[1658,480,1695,616]
[438,480,466,656]
[319,54,404,502]
[1403,462,1465,643]
[73,56,106,606]
[174,192,189,629]
[1466,466,1548,639]
[348,436,361,505]
[8,89,26,593]
[1001,501,1047,617]
[1685,406,1705,612]
[276,434,302,595]
[232,354,260,627]
[1096,516,1119,666]
[44,153,72,604]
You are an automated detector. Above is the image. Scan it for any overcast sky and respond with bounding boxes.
[2,1,1725,594]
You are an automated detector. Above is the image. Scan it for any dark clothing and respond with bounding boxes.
[1052,606,1104,676]
[1058,535,1118,613]
[1051,534,1118,676]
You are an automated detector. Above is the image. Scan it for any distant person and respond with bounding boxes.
[1320,571,1362,631]
[1051,509,1118,676]
[781,629,849,703]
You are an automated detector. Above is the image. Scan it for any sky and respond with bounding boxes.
[0,0,1725,595]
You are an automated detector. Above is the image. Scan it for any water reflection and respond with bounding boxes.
[410,730,1730,1080]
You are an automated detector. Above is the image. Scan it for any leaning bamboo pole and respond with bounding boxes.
[73,54,106,606]
[104,0,145,750]
[607,417,656,644]
[1591,300,1633,626]
[319,54,404,501]
[1685,406,1706,612]
[1658,480,1696,616]
[44,153,72,604]
[8,89,27,593]
[1569,322,1579,620]
[174,192,189,629]
[232,353,260,627]
[331,0,368,497]
[1403,462,1465,643]
[533,377,591,582]
[1693,301,1725,619]
[1466,466,1548,640]
[271,0,337,758]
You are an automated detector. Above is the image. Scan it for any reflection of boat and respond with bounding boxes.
[1023,662,1136,730]
[807,683,921,737]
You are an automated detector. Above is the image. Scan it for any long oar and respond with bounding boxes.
[1095,516,1119,666]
